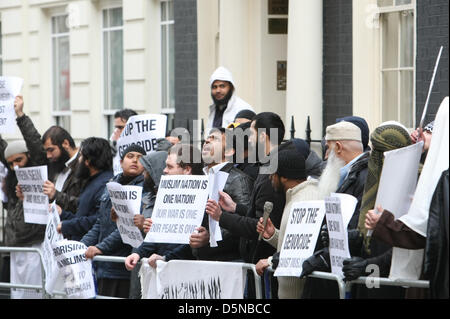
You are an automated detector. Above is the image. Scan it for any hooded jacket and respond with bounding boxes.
[207,67,254,128]
[81,173,144,280]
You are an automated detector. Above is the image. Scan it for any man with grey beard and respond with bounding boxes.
[301,120,370,299]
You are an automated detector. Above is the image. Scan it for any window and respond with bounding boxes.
[161,0,175,131]
[51,15,71,131]
[378,0,415,127]
[268,0,289,34]
[103,7,124,138]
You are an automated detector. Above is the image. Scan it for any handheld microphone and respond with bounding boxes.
[258,201,273,241]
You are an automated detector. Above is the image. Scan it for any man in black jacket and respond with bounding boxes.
[208,112,286,298]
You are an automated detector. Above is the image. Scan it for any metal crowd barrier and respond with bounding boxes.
[266,266,430,299]
[0,246,262,299]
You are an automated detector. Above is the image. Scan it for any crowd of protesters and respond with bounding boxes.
[0,66,448,299]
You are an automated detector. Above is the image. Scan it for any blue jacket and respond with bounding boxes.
[60,170,113,241]
[81,173,145,280]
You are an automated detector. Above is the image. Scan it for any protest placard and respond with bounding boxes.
[207,171,229,247]
[0,76,23,134]
[325,196,351,278]
[139,259,245,299]
[52,240,96,299]
[15,165,49,224]
[144,175,209,244]
[40,203,65,294]
[107,182,144,248]
[116,114,167,159]
[275,200,326,277]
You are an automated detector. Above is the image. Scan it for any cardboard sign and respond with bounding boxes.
[275,200,326,277]
[0,76,23,133]
[107,182,144,248]
[116,114,167,159]
[15,165,49,224]
[144,175,209,244]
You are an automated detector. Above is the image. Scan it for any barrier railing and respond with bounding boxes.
[0,247,262,299]
[266,266,429,299]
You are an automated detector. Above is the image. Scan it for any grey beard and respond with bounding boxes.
[318,150,347,198]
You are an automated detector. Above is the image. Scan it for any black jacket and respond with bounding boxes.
[336,151,369,230]
[424,169,449,299]
[219,162,285,263]
[193,163,253,261]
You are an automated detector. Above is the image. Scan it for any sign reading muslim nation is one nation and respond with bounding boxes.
[116,114,167,159]
[144,175,209,244]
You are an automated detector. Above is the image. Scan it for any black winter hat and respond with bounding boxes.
[121,144,147,160]
[336,116,370,151]
[276,149,306,180]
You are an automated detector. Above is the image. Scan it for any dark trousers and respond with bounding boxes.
[97,278,130,298]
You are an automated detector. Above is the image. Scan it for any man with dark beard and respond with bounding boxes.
[207,66,254,128]
[13,95,85,213]
[41,126,86,213]
[56,137,113,241]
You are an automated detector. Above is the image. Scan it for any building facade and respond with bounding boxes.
[0,0,448,147]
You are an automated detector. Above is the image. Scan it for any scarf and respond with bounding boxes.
[357,122,412,253]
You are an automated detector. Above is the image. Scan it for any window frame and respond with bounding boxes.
[50,12,71,131]
[378,0,416,128]
[101,3,124,139]
[160,0,175,117]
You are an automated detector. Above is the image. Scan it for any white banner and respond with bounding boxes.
[325,196,351,278]
[15,165,49,224]
[40,203,65,294]
[207,171,228,247]
[139,259,245,299]
[0,76,23,133]
[144,175,209,244]
[107,182,144,248]
[275,201,326,277]
[116,114,167,159]
[52,240,96,299]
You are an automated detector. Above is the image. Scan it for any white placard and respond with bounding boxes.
[144,175,209,244]
[52,240,96,299]
[107,182,144,248]
[0,76,23,133]
[325,196,351,278]
[139,259,245,299]
[275,200,326,277]
[40,203,65,294]
[330,193,358,229]
[207,171,229,247]
[375,142,423,219]
[116,114,167,159]
[15,165,49,224]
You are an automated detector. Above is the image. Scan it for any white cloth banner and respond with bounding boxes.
[275,200,326,277]
[10,243,43,299]
[116,114,167,159]
[107,182,144,248]
[40,203,65,294]
[52,240,96,299]
[144,175,209,244]
[0,76,23,133]
[15,165,49,224]
[390,97,449,280]
[207,171,228,247]
[325,196,351,278]
[139,259,245,299]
